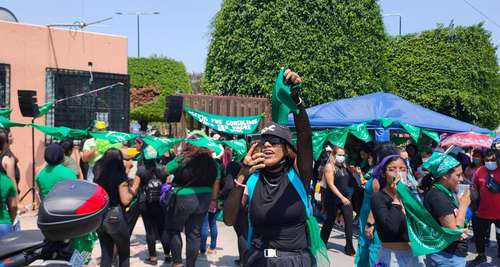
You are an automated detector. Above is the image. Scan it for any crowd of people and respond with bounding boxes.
[0,69,499,267]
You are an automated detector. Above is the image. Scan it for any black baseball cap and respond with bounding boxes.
[260,122,296,151]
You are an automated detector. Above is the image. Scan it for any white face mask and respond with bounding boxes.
[335,155,345,164]
[485,161,498,171]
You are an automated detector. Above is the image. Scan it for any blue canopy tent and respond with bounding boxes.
[288,92,491,142]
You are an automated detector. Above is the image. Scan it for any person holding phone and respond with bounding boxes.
[423,153,471,267]
[223,69,323,266]
[370,155,425,266]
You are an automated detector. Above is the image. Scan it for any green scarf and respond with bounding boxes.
[397,182,463,256]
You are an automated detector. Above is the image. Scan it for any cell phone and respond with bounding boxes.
[458,184,469,198]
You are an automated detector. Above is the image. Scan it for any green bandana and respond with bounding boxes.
[422,152,460,179]
[397,182,463,256]
[433,183,458,208]
[272,67,301,124]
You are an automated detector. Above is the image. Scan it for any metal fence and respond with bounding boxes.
[168,93,272,137]
[45,68,130,132]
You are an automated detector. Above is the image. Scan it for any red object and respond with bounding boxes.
[440,132,493,148]
[75,185,108,215]
[474,166,500,220]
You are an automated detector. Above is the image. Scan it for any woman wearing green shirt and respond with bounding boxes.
[0,131,17,237]
[163,142,219,267]
[36,144,77,199]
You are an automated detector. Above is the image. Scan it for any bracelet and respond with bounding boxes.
[234,179,246,188]
[296,97,303,106]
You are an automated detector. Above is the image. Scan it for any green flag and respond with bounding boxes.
[327,128,349,148]
[0,116,27,129]
[0,109,12,119]
[184,107,262,135]
[187,138,223,155]
[38,102,55,117]
[32,124,88,140]
[272,67,300,124]
[422,129,440,145]
[221,139,247,161]
[347,123,372,143]
[378,117,394,128]
[90,131,140,143]
[397,182,463,256]
[400,122,421,143]
[142,136,183,157]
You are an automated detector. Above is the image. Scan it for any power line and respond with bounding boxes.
[462,0,500,29]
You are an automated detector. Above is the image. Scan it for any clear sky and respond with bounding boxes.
[2,0,499,73]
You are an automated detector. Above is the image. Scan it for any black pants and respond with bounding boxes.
[126,198,142,236]
[472,216,500,255]
[233,207,249,262]
[243,248,315,267]
[142,202,170,258]
[351,186,364,216]
[97,227,130,267]
[320,189,354,250]
[164,193,211,267]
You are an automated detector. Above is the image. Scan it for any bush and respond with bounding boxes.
[386,23,500,129]
[129,56,191,122]
[203,0,389,106]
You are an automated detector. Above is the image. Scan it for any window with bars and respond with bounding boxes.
[45,68,129,132]
[0,64,10,108]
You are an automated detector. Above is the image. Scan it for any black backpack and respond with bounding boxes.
[144,173,163,204]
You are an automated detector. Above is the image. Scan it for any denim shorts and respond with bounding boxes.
[428,251,466,267]
[0,224,13,238]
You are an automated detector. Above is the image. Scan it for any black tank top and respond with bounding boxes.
[333,165,354,197]
[250,168,308,251]
[0,150,20,186]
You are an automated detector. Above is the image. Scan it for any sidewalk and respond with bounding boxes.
[17,210,500,266]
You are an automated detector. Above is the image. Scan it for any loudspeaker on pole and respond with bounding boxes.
[18,90,40,117]
[165,95,183,123]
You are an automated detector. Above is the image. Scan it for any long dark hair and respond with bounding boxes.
[373,142,400,166]
[0,129,8,154]
[94,148,126,183]
[181,143,213,163]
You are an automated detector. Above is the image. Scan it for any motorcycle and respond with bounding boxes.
[0,180,109,267]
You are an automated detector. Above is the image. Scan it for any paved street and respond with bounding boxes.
[18,210,500,266]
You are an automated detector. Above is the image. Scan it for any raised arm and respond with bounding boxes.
[285,69,312,186]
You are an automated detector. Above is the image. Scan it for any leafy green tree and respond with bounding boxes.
[386,23,500,129]
[129,56,191,123]
[204,0,389,106]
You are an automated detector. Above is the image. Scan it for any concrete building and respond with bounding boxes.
[0,19,129,206]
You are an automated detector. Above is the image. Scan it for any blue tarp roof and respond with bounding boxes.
[288,92,490,134]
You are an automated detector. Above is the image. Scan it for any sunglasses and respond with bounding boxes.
[259,136,286,146]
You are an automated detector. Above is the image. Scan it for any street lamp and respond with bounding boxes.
[383,13,402,36]
[115,11,160,57]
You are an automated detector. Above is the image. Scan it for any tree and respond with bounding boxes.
[204,0,389,106]
[129,56,191,123]
[386,23,500,129]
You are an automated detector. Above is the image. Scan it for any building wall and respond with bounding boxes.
[0,20,128,206]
